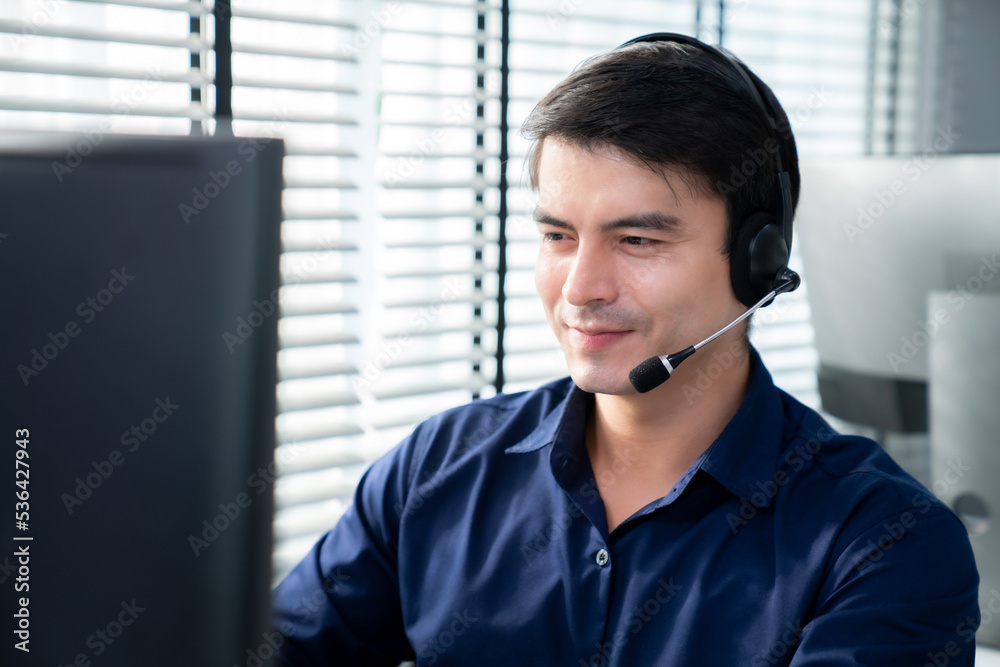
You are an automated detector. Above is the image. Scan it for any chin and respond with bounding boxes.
[566,361,635,396]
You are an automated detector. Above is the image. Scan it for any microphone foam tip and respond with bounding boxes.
[629,357,671,394]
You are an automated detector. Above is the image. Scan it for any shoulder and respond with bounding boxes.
[772,388,976,576]
[399,377,575,477]
[776,388,934,509]
[414,377,572,444]
[766,391,979,631]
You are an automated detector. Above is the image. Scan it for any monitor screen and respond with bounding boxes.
[796,155,1000,431]
[0,132,283,666]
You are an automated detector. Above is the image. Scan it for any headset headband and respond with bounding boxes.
[619,32,793,254]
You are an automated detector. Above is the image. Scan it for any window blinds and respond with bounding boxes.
[0,0,900,583]
[238,0,509,580]
[225,0,396,580]
[710,0,874,408]
[0,0,210,134]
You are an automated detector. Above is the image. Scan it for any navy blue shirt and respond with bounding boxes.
[272,351,980,666]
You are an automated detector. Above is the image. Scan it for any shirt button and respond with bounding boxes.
[595,548,610,567]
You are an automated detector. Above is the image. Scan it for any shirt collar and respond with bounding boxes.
[504,347,784,507]
[698,347,784,507]
[504,380,583,456]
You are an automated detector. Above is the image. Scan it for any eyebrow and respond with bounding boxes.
[533,208,684,235]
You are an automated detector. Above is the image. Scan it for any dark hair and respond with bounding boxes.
[521,40,800,258]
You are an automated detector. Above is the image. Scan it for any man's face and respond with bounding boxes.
[534,137,745,395]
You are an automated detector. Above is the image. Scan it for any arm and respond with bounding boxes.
[271,439,416,666]
[789,506,980,666]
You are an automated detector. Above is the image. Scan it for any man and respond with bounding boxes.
[272,34,980,666]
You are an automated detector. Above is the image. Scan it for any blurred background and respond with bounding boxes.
[2,0,998,655]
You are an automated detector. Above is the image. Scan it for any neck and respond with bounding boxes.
[591,341,753,475]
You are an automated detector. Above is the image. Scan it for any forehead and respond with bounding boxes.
[534,137,722,217]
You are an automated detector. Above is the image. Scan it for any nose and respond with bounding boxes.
[562,240,617,307]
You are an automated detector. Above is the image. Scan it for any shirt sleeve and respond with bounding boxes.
[271,434,418,666]
[789,505,981,666]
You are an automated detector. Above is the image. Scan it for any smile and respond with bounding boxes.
[567,327,631,352]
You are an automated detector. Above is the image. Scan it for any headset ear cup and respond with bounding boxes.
[730,212,776,307]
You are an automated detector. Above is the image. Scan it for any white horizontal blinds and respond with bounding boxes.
[248,0,504,580]
[867,0,926,155]
[225,0,369,580]
[709,1,873,157]
[702,0,877,409]
[0,0,211,134]
[369,1,501,424]
[502,0,700,394]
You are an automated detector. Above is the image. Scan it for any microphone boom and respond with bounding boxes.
[627,270,800,393]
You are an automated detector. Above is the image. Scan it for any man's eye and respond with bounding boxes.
[623,236,653,246]
[542,232,568,242]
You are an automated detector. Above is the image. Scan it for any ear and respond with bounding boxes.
[729,211,787,307]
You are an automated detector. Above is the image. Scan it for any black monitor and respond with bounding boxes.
[0,132,283,666]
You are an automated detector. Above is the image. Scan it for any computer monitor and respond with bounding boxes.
[795,155,1000,433]
[0,132,283,666]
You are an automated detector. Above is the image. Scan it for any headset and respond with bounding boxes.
[618,33,802,392]
[621,32,797,309]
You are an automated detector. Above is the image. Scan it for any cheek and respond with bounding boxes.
[534,253,562,306]
[678,247,732,293]
[621,256,667,290]
[622,255,696,303]
[702,252,737,300]
[630,253,731,324]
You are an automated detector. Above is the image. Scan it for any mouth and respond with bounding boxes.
[566,327,632,352]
